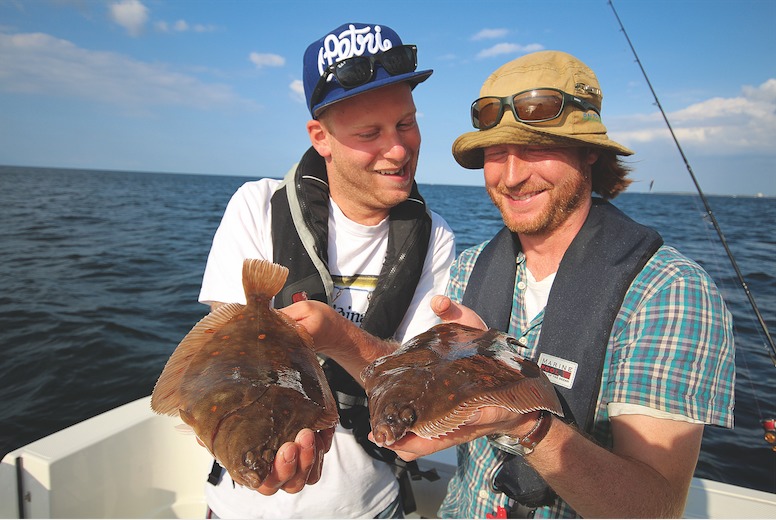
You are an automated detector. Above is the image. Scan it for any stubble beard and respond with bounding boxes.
[330,157,415,216]
[489,171,588,236]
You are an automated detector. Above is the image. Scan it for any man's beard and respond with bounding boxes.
[488,171,588,236]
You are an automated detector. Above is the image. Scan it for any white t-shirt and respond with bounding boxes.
[199,177,456,518]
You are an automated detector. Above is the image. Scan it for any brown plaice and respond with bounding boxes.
[362,322,563,446]
[151,259,338,489]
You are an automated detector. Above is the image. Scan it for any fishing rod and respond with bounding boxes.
[608,0,776,370]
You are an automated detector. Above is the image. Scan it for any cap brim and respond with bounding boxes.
[452,120,634,169]
[312,69,432,118]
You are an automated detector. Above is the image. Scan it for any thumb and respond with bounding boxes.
[431,295,487,330]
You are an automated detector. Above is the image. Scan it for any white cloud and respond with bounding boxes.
[191,24,217,33]
[109,0,148,37]
[155,19,217,33]
[611,79,776,155]
[249,52,285,69]
[471,28,508,41]
[289,79,305,103]
[0,31,258,111]
[476,42,544,59]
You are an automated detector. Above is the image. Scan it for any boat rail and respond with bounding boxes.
[2,396,775,519]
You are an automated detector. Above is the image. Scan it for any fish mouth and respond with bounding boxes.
[234,448,274,489]
[371,402,417,446]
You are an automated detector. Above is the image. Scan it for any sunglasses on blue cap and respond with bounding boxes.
[309,44,418,111]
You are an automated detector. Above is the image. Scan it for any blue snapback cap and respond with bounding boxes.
[303,23,433,118]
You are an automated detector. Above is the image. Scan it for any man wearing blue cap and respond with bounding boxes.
[198,22,455,518]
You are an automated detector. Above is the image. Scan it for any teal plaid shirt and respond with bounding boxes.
[438,243,735,519]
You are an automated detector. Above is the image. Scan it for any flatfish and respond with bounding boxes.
[362,322,563,446]
[151,259,338,489]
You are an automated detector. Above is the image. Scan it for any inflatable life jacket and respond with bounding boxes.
[269,147,434,512]
[462,198,663,514]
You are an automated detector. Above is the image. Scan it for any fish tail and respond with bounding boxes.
[242,259,289,302]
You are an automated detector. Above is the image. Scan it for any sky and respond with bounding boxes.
[1,0,775,196]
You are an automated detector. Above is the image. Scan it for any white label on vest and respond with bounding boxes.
[538,353,578,389]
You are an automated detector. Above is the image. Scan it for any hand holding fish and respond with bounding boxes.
[255,427,335,494]
[194,426,334,494]
[151,260,339,493]
[280,299,398,381]
[430,294,487,330]
[362,299,563,461]
[370,407,544,462]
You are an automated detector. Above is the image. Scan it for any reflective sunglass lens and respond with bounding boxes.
[311,44,419,109]
[513,89,564,121]
[470,88,596,130]
[472,98,503,129]
[381,46,416,75]
[334,57,373,88]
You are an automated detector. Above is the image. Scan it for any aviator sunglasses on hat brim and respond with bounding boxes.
[471,88,601,130]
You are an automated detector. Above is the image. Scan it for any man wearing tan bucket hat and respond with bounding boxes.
[276,50,734,517]
[359,50,735,518]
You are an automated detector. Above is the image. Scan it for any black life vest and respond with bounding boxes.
[269,146,435,512]
[462,198,663,511]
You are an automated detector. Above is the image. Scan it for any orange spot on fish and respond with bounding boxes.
[258,333,267,340]
[211,405,218,413]
[211,351,220,356]
[222,335,230,340]
[205,329,216,334]
[447,394,456,401]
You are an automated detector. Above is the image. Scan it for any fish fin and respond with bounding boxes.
[150,302,246,415]
[413,405,481,439]
[174,422,195,435]
[457,380,564,418]
[242,259,316,345]
[311,410,340,432]
[242,259,288,302]
[175,428,216,460]
[411,377,564,439]
[485,378,565,417]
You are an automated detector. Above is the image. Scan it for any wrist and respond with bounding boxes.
[488,410,553,456]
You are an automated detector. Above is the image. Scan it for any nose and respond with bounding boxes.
[382,131,409,163]
[501,149,530,187]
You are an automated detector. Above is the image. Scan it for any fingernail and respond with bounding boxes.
[282,448,297,464]
[297,430,315,449]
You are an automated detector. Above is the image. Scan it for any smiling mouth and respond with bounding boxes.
[376,166,407,177]
[506,189,544,201]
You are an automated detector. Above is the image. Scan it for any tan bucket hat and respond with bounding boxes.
[452,50,633,169]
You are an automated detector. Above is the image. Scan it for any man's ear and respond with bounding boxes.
[307,119,331,159]
[584,147,599,166]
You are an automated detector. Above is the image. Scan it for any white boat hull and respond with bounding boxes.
[1,397,211,519]
[2,396,775,518]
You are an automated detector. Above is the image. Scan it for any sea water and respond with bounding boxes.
[0,165,774,493]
